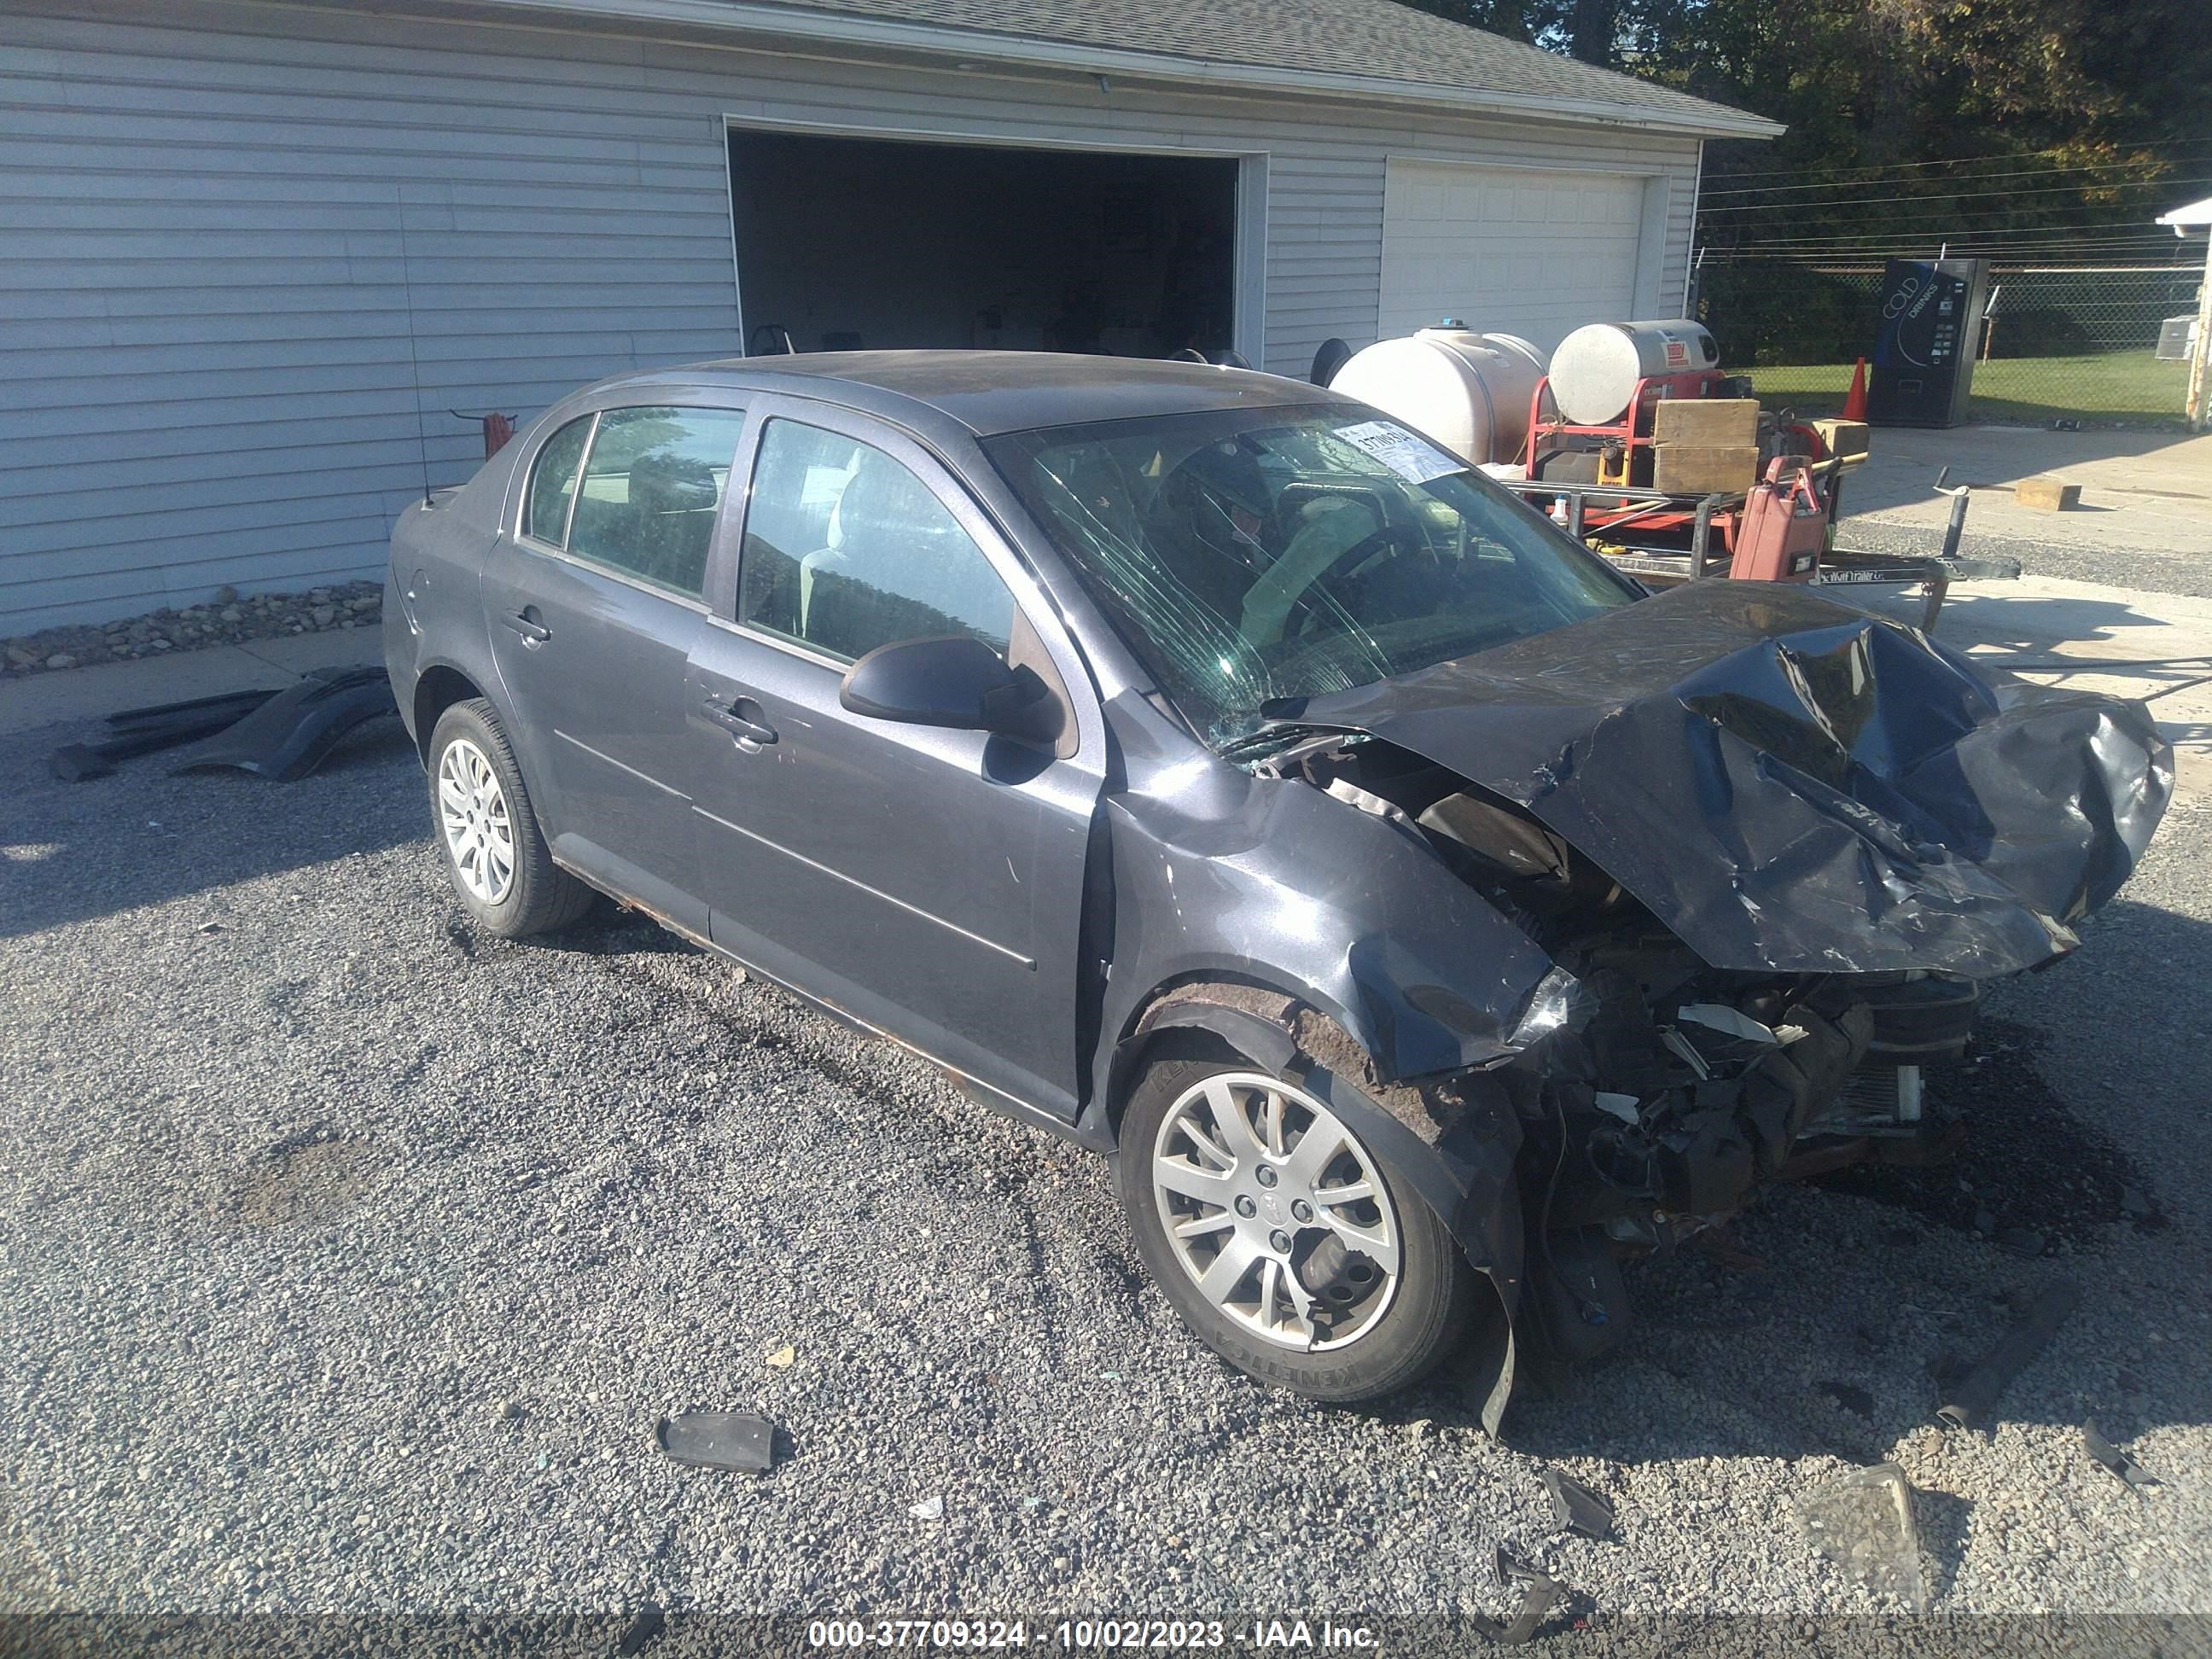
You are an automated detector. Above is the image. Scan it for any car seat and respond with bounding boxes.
[797,456,1010,659]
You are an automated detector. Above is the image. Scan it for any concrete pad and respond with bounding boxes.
[0,645,291,737]
[236,627,384,676]
[1839,424,2212,558]
[1853,573,2212,802]
[0,628,376,737]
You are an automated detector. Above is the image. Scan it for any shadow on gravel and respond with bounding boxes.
[533,901,700,957]
[1915,1487,1975,1605]
[0,720,421,940]
[1809,1016,2167,1249]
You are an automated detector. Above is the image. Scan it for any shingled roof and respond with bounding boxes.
[530,0,1780,137]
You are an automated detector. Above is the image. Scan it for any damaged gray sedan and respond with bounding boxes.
[385,352,2169,1422]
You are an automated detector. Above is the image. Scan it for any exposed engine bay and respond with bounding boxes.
[1214,578,2171,1389]
[1249,726,1984,1366]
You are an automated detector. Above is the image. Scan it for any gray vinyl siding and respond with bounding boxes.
[0,0,1703,632]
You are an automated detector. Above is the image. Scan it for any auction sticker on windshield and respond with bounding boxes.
[1331,420,1465,484]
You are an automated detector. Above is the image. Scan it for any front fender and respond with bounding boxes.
[1107,979,1528,1435]
[1092,771,1563,1097]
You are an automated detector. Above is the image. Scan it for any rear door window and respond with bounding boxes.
[736,418,1013,661]
[523,414,592,546]
[553,406,748,599]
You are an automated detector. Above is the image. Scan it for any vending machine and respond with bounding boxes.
[1866,257,1991,428]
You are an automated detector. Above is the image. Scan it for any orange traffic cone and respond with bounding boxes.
[1843,357,1869,422]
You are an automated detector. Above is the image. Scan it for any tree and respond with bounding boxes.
[1393,0,2212,251]
[1397,0,1629,66]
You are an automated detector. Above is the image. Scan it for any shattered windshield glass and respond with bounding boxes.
[984,405,1639,745]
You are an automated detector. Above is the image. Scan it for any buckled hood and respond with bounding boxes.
[1284,581,2171,978]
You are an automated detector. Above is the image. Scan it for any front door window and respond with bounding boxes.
[737,419,1015,661]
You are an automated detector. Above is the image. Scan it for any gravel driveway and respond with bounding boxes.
[3,713,2208,1652]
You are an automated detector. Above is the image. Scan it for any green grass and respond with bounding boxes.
[1747,350,2192,427]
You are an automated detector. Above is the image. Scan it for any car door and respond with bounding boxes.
[684,399,1106,1120]
[480,400,748,928]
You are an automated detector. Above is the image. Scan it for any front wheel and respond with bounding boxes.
[1117,1057,1475,1402]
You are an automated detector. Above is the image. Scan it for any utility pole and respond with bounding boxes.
[2192,228,2212,433]
[2155,198,2211,431]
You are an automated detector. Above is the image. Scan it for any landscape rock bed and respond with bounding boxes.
[2,581,383,677]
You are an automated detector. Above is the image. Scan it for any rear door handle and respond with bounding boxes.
[505,610,551,643]
[700,697,777,745]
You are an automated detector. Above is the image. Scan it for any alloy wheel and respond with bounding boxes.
[437,736,516,905]
[1150,1071,1401,1351]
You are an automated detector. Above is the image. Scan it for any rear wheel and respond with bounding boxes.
[426,699,593,938]
[1117,1057,1474,1401]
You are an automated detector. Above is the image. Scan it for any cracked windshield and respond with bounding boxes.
[987,406,1635,744]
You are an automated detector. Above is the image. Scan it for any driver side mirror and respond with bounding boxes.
[838,634,1062,744]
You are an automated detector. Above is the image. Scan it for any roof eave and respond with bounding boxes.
[475,0,1786,139]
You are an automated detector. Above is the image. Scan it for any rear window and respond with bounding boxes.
[523,415,591,546]
[565,407,748,598]
[522,406,747,599]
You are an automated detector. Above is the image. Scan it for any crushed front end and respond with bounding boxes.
[1238,580,2171,1409]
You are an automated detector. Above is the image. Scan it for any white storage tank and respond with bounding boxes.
[1548,319,1720,426]
[1328,328,1549,466]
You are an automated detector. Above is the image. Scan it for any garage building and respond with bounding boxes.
[0,0,1776,632]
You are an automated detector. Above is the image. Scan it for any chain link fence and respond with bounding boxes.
[1691,261,2203,427]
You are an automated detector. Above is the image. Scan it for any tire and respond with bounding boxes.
[1116,1055,1476,1402]
[426,698,595,939]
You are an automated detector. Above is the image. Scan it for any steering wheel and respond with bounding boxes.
[1278,521,1430,640]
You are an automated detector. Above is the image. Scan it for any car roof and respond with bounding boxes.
[582,350,1344,438]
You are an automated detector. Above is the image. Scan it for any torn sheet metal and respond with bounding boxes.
[169,665,396,783]
[1540,1468,1616,1540]
[1281,581,2170,978]
[2082,1423,2164,1493]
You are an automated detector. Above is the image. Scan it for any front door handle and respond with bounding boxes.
[505,609,551,643]
[700,697,777,745]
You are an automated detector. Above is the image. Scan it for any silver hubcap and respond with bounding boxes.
[1151,1072,1401,1352]
[437,737,515,905]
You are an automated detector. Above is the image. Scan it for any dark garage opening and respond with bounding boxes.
[729,129,1240,360]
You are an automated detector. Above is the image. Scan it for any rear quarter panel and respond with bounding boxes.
[382,452,521,757]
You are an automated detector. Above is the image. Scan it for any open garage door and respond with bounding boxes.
[1380,160,1649,351]
[729,128,1242,360]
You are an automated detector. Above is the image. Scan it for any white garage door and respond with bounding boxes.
[1380,160,1648,351]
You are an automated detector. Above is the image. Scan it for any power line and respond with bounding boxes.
[1700,159,2203,201]
[1699,224,2183,245]
[1699,196,2210,235]
[1702,218,2180,240]
[1699,224,2186,247]
[1700,238,2194,257]
[1701,216,2193,242]
[1700,247,2197,264]
[1703,248,2192,264]
[1700,178,2185,212]
[1703,220,2196,242]
[1704,243,2194,260]
[1700,251,2197,265]
[1698,135,2212,184]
